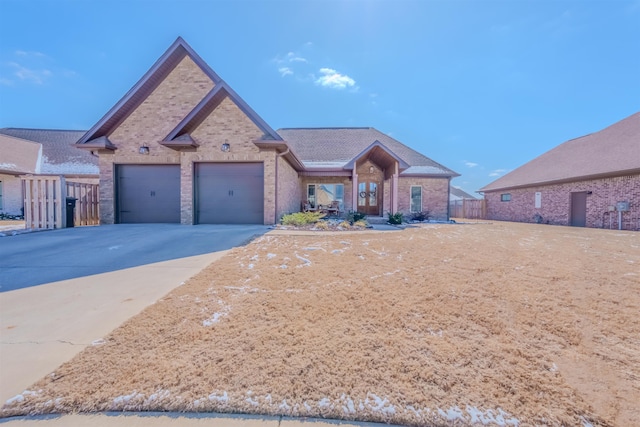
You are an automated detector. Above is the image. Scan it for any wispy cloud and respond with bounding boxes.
[315,68,356,90]
[15,50,47,58]
[1,49,75,86]
[278,67,293,77]
[464,161,478,168]
[489,169,508,177]
[8,62,51,84]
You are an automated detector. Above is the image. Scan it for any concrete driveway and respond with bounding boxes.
[0,224,270,292]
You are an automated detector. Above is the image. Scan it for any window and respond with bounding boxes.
[501,193,511,202]
[307,184,344,209]
[0,180,3,210]
[410,186,422,213]
[535,192,541,208]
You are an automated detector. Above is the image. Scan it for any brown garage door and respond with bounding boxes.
[116,164,180,223]
[195,163,264,224]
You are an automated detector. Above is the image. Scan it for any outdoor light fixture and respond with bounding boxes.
[139,146,150,155]
[369,166,374,173]
[221,141,230,152]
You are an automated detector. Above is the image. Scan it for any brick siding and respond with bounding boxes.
[97,56,290,225]
[485,174,640,231]
[397,176,450,221]
[276,155,302,220]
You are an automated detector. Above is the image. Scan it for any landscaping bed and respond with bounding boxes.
[3,222,639,426]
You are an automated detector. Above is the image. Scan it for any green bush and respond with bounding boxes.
[281,211,326,226]
[387,211,404,225]
[346,211,367,224]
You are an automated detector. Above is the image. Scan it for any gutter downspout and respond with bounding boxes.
[274,148,290,224]
[447,177,452,220]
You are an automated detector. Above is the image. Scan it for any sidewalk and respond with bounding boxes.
[1,251,228,404]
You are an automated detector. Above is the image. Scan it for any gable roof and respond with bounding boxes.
[481,112,640,192]
[450,186,478,200]
[0,128,98,175]
[277,127,458,177]
[78,37,280,146]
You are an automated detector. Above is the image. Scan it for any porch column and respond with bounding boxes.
[352,171,358,213]
[391,162,399,214]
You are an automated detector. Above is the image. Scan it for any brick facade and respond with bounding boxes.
[397,176,450,221]
[97,56,288,225]
[89,42,455,226]
[485,174,640,231]
[276,155,302,220]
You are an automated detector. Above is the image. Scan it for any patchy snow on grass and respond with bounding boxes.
[267,253,277,259]
[202,300,231,326]
[208,391,228,404]
[294,253,312,267]
[91,338,106,346]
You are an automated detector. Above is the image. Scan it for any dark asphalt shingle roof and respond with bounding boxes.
[0,128,98,175]
[277,127,458,177]
[480,111,640,192]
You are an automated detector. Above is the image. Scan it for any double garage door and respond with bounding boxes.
[116,163,264,224]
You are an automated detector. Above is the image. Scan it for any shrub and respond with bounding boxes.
[346,211,367,224]
[353,219,368,228]
[338,221,351,229]
[281,211,325,226]
[411,211,429,222]
[313,221,330,230]
[387,211,404,225]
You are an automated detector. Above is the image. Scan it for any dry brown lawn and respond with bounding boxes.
[3,222,639,426]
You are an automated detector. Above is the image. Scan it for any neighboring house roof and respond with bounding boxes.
[277,127,459,177]
[450,186,478,201]
[481,111,640,192]
[78,37,281,147]
[0,134,41,175]
[0,128,98,175]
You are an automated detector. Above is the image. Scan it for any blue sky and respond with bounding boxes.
[1,0,638,194]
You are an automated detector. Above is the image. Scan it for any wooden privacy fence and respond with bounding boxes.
[22,175,99,229]
[450,198,486,219]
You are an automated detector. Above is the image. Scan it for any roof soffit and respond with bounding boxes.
[77,37,222,146]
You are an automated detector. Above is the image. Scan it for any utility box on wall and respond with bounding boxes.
[616,201,630,212]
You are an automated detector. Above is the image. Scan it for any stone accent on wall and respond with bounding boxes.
[485,174,640,231]
[397,176,450,221]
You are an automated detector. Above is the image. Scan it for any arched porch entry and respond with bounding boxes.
[345,140,409,217]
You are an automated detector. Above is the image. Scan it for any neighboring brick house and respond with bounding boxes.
[0,129,98,216]
[75,37,458,225]
[480,112,640,231]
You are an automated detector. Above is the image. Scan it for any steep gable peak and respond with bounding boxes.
[78,37,222,145]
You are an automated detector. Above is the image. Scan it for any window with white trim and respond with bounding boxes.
[410,186,422,213]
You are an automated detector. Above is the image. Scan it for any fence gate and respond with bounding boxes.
[66,181,100,226]
[450,198,486,220]
[21,175,100,229]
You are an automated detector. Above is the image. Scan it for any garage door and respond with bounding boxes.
[195,163,264,224]
[116,165,180,223]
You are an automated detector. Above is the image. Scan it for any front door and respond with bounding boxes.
[358,181,380,216]
[570,192,587,227]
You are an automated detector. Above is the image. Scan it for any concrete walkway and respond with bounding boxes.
[0,233,397,427]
